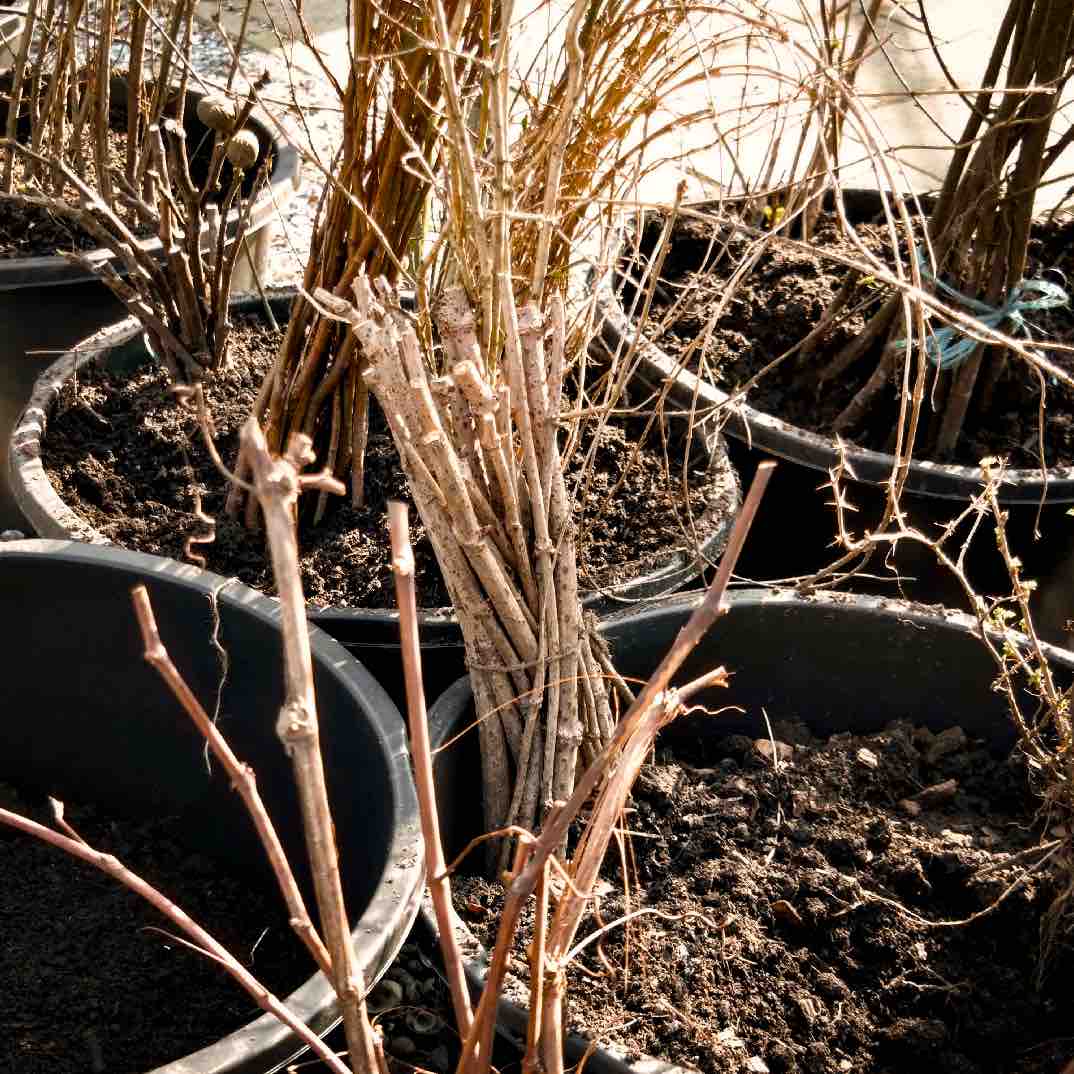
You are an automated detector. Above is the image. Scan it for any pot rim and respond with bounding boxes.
[8,290,743,631]
[0,536,425,1074]
[594,192,1074,503]
[0,77,302,291]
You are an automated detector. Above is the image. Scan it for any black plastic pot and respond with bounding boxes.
[596,191,1074,634]
[9,291,743,711]
[0,77,302,530]
[0,538,423,1074]
[420,587,1074,1074]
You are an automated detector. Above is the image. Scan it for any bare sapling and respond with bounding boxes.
[821,451,1073,970]
[320,274,602,844]
[965,464,1073,972]
[393,465,772,1074]
[236,415,387,1074]
[816,0,1074,459]
[301,0,747,836]
[236,0,721,525]
[2,0,272,382]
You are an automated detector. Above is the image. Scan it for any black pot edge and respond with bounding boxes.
[0,77,302,291]
[0,537,425,1074]
[8,290,743,645]
[417,585,1074,1074]
[594,190,1074,504]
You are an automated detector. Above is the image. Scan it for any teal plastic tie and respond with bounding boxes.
[893,251,1068,370]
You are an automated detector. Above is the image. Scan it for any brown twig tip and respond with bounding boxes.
[387,500,415,576]
[131,585,164,659]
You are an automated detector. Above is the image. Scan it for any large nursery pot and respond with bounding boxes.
[0,77,301,531]
[420,587,1074,1074]
[0,539,423,1074]
[596,190,1074,636]
[8,291,743,712]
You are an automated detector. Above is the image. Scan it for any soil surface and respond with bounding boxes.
[0,192,117,261]
[628,208,1074,468]
[0,781,310,1073]
[42,314,736,609]
[0,89,262,261]
[455,720,1069,1074]
[0,119,150,261]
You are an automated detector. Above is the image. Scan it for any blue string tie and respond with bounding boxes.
[893,251,1068,370]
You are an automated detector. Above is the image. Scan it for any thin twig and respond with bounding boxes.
[387,500,475,1043]
[130,584,332,979]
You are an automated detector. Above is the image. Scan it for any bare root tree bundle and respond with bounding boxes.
[242,0,733,522]
[269,0,749,822]
[824,0,1074,458]
[317,276,615,840]
[243,0,488,523]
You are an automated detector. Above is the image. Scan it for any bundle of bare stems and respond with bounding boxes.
[276,0,766,843]
[1,0,271,382]
[234,0,737,527]
[821,0,1074,459]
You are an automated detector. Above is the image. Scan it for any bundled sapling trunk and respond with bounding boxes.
[306,0,715,830]
[321,278,610,840]
[824,0,1074,459]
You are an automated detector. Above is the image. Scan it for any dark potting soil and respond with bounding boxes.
[630,209,1074,469]
[0,193,114,261]
[0,123,152,261]
[0,781,310,1073]
[455,721,1069,1074]
[42,315,736,609]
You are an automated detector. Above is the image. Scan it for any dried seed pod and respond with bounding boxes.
[225,129,259,171]
[195,93,237,134]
